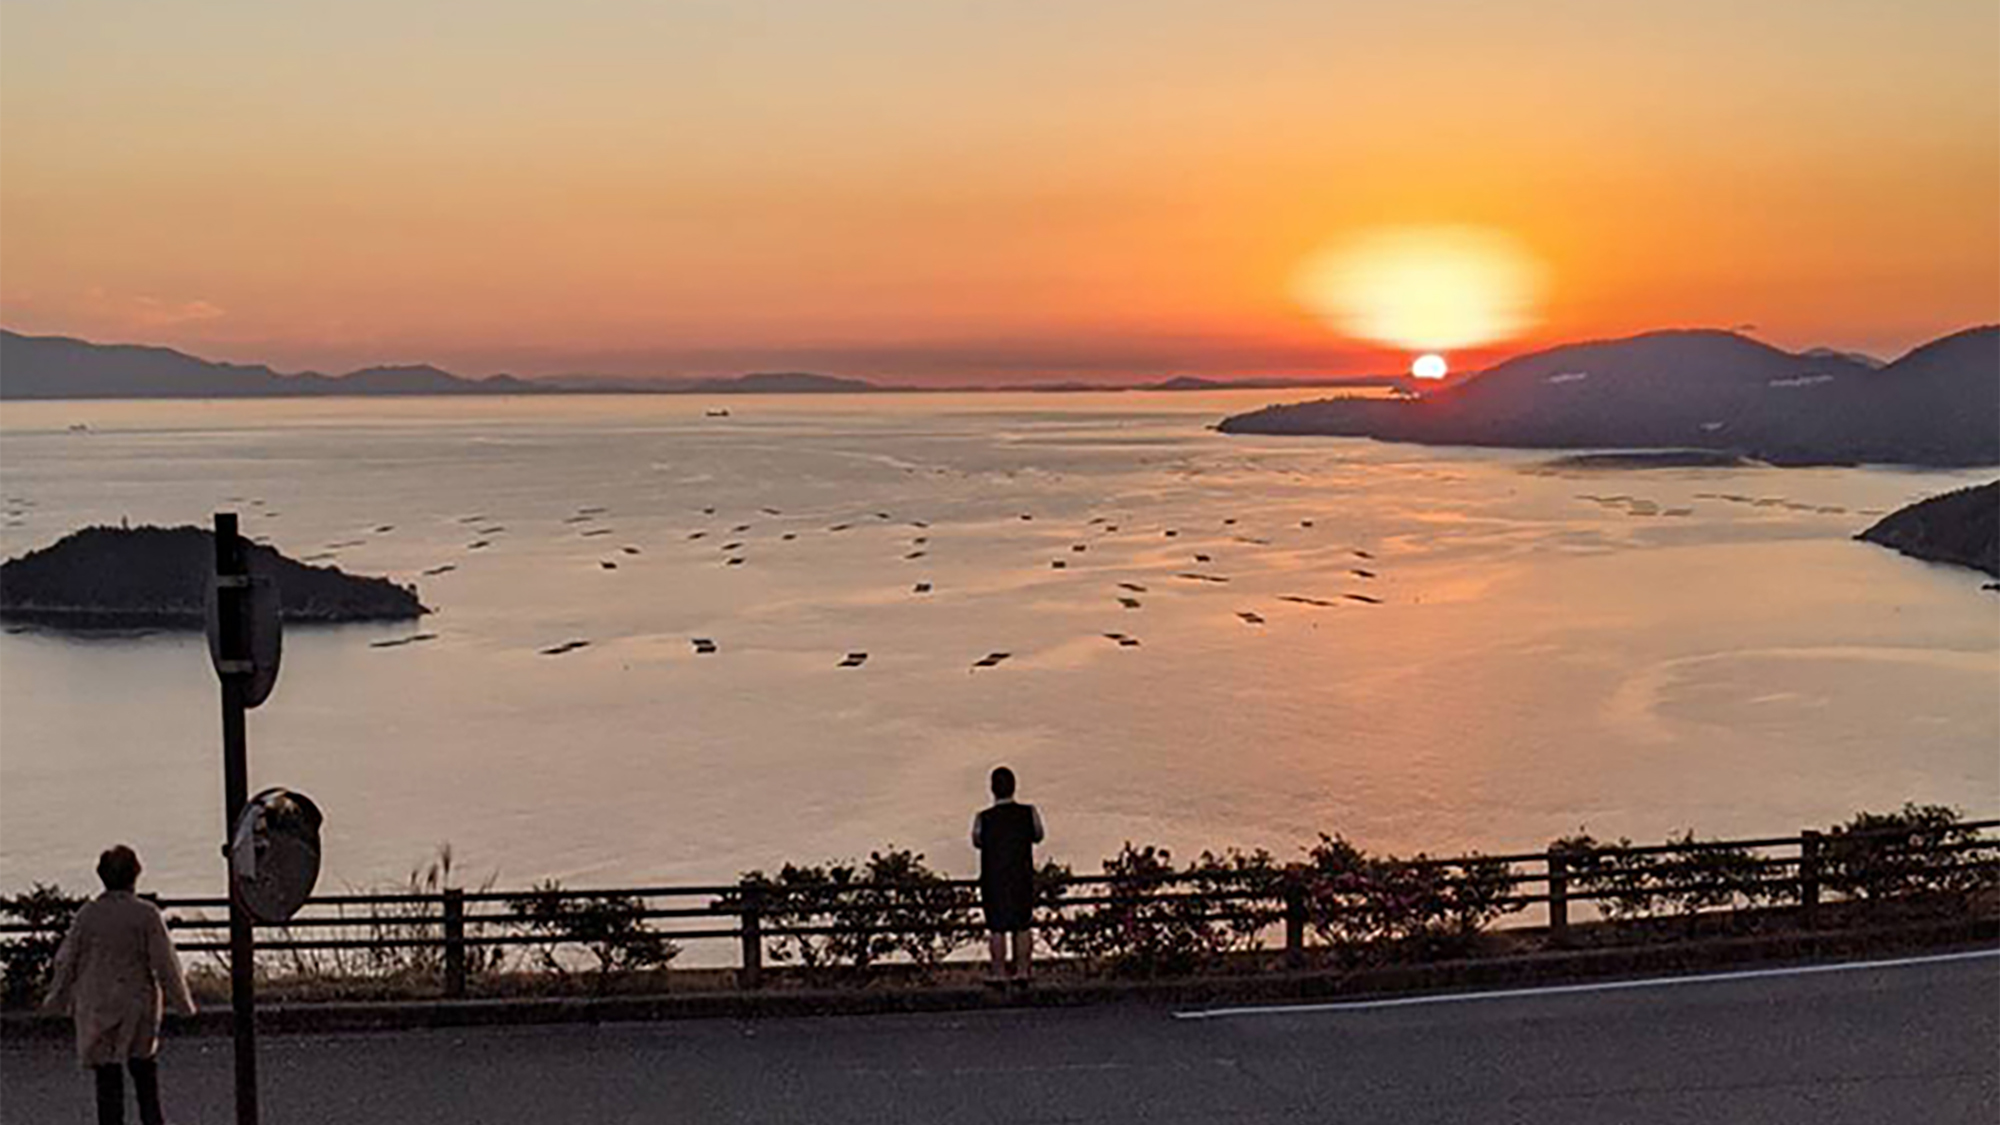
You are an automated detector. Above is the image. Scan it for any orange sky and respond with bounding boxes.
[2,2,1995,383]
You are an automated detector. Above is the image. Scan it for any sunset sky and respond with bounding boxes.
[2,1,1996,383]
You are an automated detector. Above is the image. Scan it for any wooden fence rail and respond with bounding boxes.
[5,820,1995,996]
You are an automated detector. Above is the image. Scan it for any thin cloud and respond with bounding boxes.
[129,296,226,327]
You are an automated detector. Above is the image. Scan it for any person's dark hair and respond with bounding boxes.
[990,766,1016,800]
[97,845,141,892]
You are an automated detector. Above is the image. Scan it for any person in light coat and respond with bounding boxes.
[43,845,197,1125]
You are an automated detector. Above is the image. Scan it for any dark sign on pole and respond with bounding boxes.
[205,552,282,710]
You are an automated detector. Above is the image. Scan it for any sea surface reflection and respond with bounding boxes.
[1,392,1994,898]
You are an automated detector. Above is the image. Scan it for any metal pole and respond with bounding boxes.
[214,513,259,1125]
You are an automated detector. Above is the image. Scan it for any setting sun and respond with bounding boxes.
[1411,353,1449,380]
[1293,226,1547,354]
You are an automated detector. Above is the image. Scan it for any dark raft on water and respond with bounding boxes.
[0,525,430,627]
[1856,482,2000,578]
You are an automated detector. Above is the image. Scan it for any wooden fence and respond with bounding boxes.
[8,820,1996,996]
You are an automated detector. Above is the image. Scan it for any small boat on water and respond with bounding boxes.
[706,408,731,418]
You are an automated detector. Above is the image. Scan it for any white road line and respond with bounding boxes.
[1172,947,2000,1021]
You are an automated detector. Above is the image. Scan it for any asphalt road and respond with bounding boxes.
[5,952,1995,1124]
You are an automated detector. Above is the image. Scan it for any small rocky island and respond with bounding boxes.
[0,525,429,627]
[1856,482,1999,578]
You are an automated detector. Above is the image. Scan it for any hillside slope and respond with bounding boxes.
[0,331,536,398]
[1857,482,2000,577]
[1219,327,1999,467]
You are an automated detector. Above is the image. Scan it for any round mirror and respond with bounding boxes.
[230,787,322,924]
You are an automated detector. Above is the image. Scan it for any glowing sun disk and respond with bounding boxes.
[1294,226,1546,352]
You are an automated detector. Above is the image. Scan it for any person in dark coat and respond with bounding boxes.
[971,766,1044,981]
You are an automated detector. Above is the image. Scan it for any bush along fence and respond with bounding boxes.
[3,805,1995,1005]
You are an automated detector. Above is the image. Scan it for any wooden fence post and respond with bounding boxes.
[1798,830,1821,931]
[442,888,467,998]
[1283,880,1307,969]
[738,887,764,990]
[1546,848,1569,943]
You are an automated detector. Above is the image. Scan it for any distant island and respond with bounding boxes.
[0,329,1399,400]
[1857,482,1999,578]
[0,525,429,627]
[1219,327,2000,468]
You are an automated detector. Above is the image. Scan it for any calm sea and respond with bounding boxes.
[1,392,1995,898]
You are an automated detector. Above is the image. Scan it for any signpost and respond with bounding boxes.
[205,550,281,710]
[208,513,283,1125]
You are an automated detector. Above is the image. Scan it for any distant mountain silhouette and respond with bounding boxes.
[1219,327,1999,467]
[1857,481,1999,577]
[0,331,884,399]
[1,331,292,398]
[687,372,879,394]
[0,331,536,398]
[305,363,529,396]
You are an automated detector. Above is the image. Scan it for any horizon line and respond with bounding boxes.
[4,321,1989,392]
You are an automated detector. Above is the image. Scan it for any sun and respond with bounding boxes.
[1411,353,1448,380]
[1293,226,1545,353]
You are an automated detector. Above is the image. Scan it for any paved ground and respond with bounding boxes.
[5,952,1995,1124]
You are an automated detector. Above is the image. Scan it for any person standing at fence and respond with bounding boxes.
[42,845,197,1125]
[972,766,1044,983]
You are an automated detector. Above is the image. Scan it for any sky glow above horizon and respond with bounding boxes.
[1,1,1995,383]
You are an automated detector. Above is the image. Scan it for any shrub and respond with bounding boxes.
[508,881,678,993]
[1298,833,1373,950]
[843,849,977,977]
[1550,813,1999,930]
[1436,854,1525,938]
[1300,838,1522,959]
[1057,843,1223,977]
[1186,848,1288,953]
[721,862,863,981]
[0,883,84,1008]
[720,849,986,981]
[1650,831,1781,917]
[1034,858,1075,914]
[1029,858,1077,949]
[1548,833,1658,920]
[1822,804,1995,902]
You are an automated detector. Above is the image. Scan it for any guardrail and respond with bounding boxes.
[6,820,1996,996]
